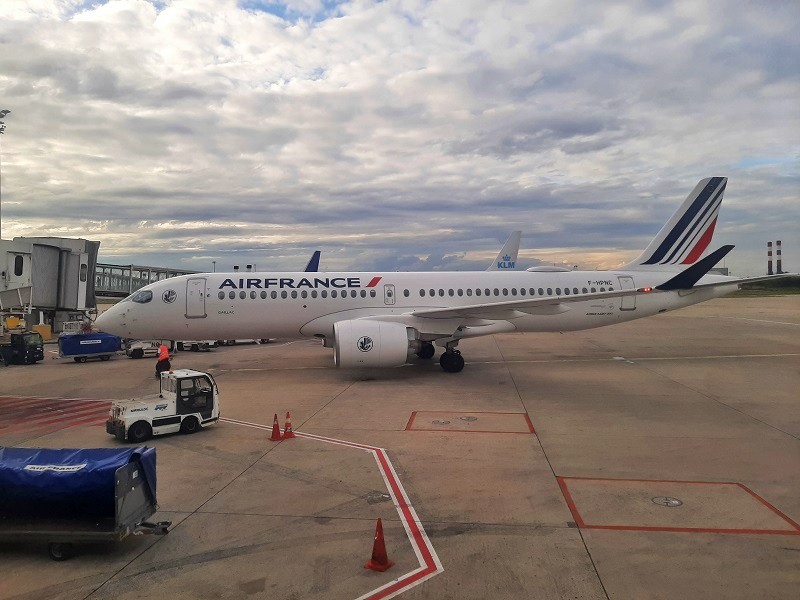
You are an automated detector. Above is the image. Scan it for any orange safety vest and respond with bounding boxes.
[158,345,169,362]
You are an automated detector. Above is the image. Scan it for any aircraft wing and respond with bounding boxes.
[689,272,798,290]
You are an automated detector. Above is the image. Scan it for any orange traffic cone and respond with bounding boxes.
[364,518,394,572]
[283,411,296,439]
[270,413,282,441]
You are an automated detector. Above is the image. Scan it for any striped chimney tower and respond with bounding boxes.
[768,242,773,275]
[776,240,782,274]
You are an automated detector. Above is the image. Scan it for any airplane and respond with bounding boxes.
[304,250,321,272]
[487,231,522,271]
[96,177,793,373]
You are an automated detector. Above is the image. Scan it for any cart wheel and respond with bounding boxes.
[128,421,152,443]
[48,542,74,561]
[180,416,200,434]
[131,348,144,359]
[100,355,111,361]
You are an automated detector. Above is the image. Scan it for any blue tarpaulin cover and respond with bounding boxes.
[0,447,156,519]
[58,332,122,357]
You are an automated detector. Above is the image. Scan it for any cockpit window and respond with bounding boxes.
[131,290,153,304]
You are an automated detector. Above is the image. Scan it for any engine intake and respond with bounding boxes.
[333,320,414,368]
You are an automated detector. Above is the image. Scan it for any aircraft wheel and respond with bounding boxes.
[416,342,435,360]
[48,543,74,561]
[439,351,464,373]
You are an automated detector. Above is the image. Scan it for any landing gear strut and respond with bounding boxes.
[439,349,464,373]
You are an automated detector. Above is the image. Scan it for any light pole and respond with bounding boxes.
[0,109,9,239]
[212,260,216,272]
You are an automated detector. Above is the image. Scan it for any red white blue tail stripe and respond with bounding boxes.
[626,177,727,268]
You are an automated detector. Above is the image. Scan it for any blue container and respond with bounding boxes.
[58,332,122,358]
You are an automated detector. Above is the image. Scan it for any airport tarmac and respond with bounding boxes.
[1,296,798,600]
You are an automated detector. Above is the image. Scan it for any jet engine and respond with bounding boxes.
[333,320,415,368]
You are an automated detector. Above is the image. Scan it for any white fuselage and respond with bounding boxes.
[96,270,739,343]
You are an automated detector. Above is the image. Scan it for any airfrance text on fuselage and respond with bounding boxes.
[219,277,375,290]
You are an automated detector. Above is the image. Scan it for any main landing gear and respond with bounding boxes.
[439,348,464,373]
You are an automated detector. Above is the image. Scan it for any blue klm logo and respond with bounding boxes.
[497,255,515,269]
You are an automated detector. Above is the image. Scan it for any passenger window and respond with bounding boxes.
[239,291,246,299]
[520,288,525,296]
[538,288,544,295]
[321,290,328,298]
[547,288,552,295]
[14,255,23,276]
[261,291,267,299]
[600,287,605,292]
[301,290,308,299]
[485,288,491,296]
[501,288,507,296]
[582,288,588,294]
[420,289,426,297]
[311,291,318,298]
[290,291,296,299]
[429,289,435,296]
[271,291,278,299]
[439,289,445,297]
[361,290,367,298]
[281,291,288,299]
[493,289,499,296]
[448,289,454,297]
[529,288,535,296]
[331,290,338,298]
[466,289,472,296]
[229,291,236,300]
[370,290,376,298]
[250,291,257,299]
[573,288,579,294]
[591,287,596,293]
[556,288,561,295]
[351,290,357,298]
[403,289,409,297]
[610,287,614,291]
[218,292,225,300]
[457,289,463,296]
[511,288,518,296]
[476,289,482,296]
[80,263,87,283]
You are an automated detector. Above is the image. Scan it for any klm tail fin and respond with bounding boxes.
[623,177,727,270]
[487,231,522,271]
[304,250,321,272]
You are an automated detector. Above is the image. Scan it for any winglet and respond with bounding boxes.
[656,245,734,290]
[304,251,321,273]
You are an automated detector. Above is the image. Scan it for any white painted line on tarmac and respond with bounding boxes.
[719,317,800,326]
[221,417,443,600]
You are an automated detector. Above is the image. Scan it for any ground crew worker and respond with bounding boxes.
[155,343,171,378]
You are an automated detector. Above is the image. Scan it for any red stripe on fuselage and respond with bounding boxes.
[682,218,717,264]
[366,277,382,287]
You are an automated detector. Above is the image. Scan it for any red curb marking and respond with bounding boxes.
[221,418,443,600]
[556,476,800,536]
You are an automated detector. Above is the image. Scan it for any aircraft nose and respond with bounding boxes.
[95,305,124,336]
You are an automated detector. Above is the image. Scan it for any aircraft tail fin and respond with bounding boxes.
[487,231,522,271]
[304,251,321,272]
[656,245,734,290]
[623,177,727,270]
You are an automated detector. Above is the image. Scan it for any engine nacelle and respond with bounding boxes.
[333,320,413,368]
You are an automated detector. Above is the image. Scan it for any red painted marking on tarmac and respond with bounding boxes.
[404,412,417,431]
[735,483,800,532]
[523,413,536,434]
[220,417,443,600]
[556,476,800,535]
[406,411,535,435]
[1,406,110,434]
[556,477,587,529]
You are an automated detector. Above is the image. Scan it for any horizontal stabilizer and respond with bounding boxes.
[656,245,734,291]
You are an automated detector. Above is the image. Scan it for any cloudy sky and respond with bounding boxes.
[1,0,797,275]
